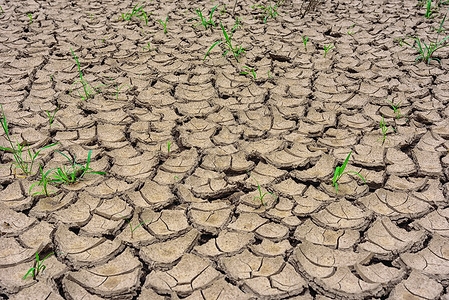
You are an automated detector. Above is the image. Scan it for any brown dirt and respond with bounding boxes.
[1,0,449,299]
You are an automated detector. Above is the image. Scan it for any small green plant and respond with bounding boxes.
[399,9,449,64]
[425,0,434,18]
[69,48,111,101]
[384,99,403,119]
[27,12,32,24]
[23,251,57,280]
[167,141,171,157]
[106,78,131,100]
[347,24,355,35]
[46,106,59,129]
[0,105,58,176]
[204,21,246,62]
[143,41,151,51]
[323,43,334,57]
[0,5,4,15]
[119,214,152,239]
[378,115,396,143]
[119,2,149,25]
[251,0,285,23]
[240,66,256,79]
[302,35,308,51]
[332,151,366,194]
[158,16,169,34]
[48,150,106,185]
[221,4,226,15]
[247,171,277,206]
[29,163,56,197]
[189,4,218,30]
[267,70,273,78]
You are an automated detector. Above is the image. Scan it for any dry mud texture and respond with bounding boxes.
[1,0,449,299]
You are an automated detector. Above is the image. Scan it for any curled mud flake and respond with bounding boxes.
[388,270,443,300]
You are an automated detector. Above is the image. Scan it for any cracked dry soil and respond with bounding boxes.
[1,0,449,299]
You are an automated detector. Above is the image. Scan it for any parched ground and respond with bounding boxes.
[1,0,449,299]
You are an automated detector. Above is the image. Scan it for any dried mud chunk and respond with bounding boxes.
[175,100,216,117]
[415,208,449,237]
[160,148,198,173]
[54,225,123,267]
[184,168,237,198]
[140,229,199,267]
[67,249,141,298]
[318,128,359,148]
[291,154,334,182]
[312,199,372,230]
[227,212,268,232]
[250,238,292,257]
[194,230,255,258]
[62,277,104,300]
[294,219,359,249]
[184,277,252,300]
[400,234,449,280]
[264,143,321,169]
[240,137,285,156]
[144,253,220,297]
[174,83,215,101]
[129,180,176,210]
[20,220,53,250]
[85,178,136,197]
[219,249,284,281]
[0,180,33,210]
[244,263,307,298]
[358,217,426,259]
[141,209,190,239]
[385,148,417,176]
[110,151,158,179]
[188,201,232,234]
[351,145,385,167]
[0,237,37,267]
[80,214,123,237]
[11,280,64,300]
[387,270,443,300]
[412,148,443,176]
[412,179,446,207]
[384,175,427,192]
[255,222,289,242]
[50,191,101,226]
[0,203,37,237]
[272,178,307,198]
[355,262,405,285]
[179,119,217,148]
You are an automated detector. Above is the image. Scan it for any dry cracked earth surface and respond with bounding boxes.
[1,0,449,299]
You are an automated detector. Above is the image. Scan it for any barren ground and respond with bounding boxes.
[1,0,449,299]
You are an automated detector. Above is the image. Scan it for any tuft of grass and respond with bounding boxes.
[29,163,56,197]
[267,70,273,78]
[143,41,151,52]
[167,141,171,157]
[188,4,218,30]
[347,24,355,35]
[251,0,285,23]
[119,214,152,239]
[425,0,435,18]
[157,16,169,34]
[0,5,4,15]
[302,35,308,51]
[378,115,396,143]
[27,12,32,24]
[384,99,404,119]
[399,8,449,64]
[119,2,149,25]
[204,21,246,62]
[23,251,60,280]
[247,171,277,206]
[69,48,111,101]
[332,151,366,194]
[323,43,334,57]
[46,106,59,129]
[221,4,226,15]
[240,66,256,79]
[0,105,58,176]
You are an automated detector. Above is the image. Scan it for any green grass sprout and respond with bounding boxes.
[49,150,106,185]
[347,24,355,35]
[399,9,449,64]
[302,35,308,51]
[378,115,396,143]
[158,16,169,34]
[323,43,334,57]
[143,41,151,51]
[29,163,56,197]
[23,251,57,280]
[0,105,58,176]
[69,48,110,101]
[221,4,226,15]
[251,0,285,23]
[46,106,59,129]
[106,78,131,100]
[425,0,434,18]
[119,214,152,239]
[247,171,277,206]
[204,21,246,62]
[240,66,256,79]
[332,151,366,194]
[189,4,218,30]
[27,12,32,24]
[0,5,4,15]
[384,99,403,119]
[267,70,273,78]
[174,176,179,180]
[167,141,171,157]
[120,2,149,25]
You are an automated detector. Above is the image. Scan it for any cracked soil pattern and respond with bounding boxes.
[1,0,449,299]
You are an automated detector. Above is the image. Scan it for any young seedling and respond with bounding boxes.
[323,43,334,57]
[425,0,434,18]
[247,171,277,206]
[399,9,449,64]
[23,251,57,280]
[251,0,285,23]
[332,151,366,194]
[302,35,309,51]
[46,106,59,129]
[347,24,355,35]
[267,70,273,78]
[106,78,131,100]
[188,4,218,30]
[167,141,171,157]
[120,2,149,25]
[27,12,32,24]
[143,41,151,52]
[204,21,246,62]
[240,66,257,79]
[384,99,403,119]
[378,115,396,143]
[158,16,169,34]
[69,48,111,101]
[0,5,4,15]
[119,214,152,239]
[29,163,56,197]
[48,150,106,185]
[221,4,226,15]
[0,105,58,176]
